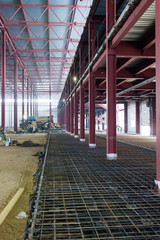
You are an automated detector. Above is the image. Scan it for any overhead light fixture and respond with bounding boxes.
[73,76,77,82]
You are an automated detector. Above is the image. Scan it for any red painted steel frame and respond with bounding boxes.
[22,69,25,130]
[70,97,74,135]
[150,97,156,136]
[1,29,6,129]
[14,53,18,132]
[88,18,96,147]
[27,78,29,119]
[68,101,71,133]
[136,101,140,134]
[80,84,85,141]
[106,0,117,159]
[74,91,78,137]
[156,0,160,181]
[124,102,128,133]
[106,51,117,158]
[30,84,32,117]
[111,0,155,48]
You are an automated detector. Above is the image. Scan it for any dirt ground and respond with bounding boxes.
[0,133,47,240]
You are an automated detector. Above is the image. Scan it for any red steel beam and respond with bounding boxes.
[0,4,90,8]
[111,0,155,48]
[17,49,76,52]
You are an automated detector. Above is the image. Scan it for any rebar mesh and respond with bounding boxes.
[29,131,160,239]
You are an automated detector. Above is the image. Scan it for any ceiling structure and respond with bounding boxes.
[58,0,156,112]
[0,0,93,106]
[0,0,157,109]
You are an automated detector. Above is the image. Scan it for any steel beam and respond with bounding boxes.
[111,0,155,48]
[1,29,6,129]
[14,53,18,132]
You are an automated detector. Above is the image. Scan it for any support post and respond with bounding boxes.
[88,18,96,148]
[155,0,160,187]
[14,53,18,132]
[136,101,140,134]
[74,91,79,138]
[106,0,117,159]
[22,69,25,130]
[89,74,96,147]
[1,29,6,130]
[80,84,85,141]
[70,97,74,135]
[49,80,51,123]
[68,100,71,133]
[124,102,128,133]
[150,97,156,136]
[27,78,29,119]
[30,84,32,117]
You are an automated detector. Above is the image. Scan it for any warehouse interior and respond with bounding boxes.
[0,0,160,239]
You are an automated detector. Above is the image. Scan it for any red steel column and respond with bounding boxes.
[22,69,25,130]
[66,103,68,132]
[80,84,85,141]
[30,84,32,117]
[49,80,51,122]
[1,29,6,130]
[89,74,96,147]
[88,18,96,148]
[106,0,117,159]
[106,52,117,158]
[136,101,140,134]
[124,102,128,133]
[68,101,71,133]
[155,0,160,185]
[27,78,29,119]
[70,97,74,135]
[32,88,35,116]
[14,53,18,132]
[150,97,156,136]
[74,91,79,138]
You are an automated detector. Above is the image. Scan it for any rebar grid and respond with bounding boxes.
[31,131,160,239]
